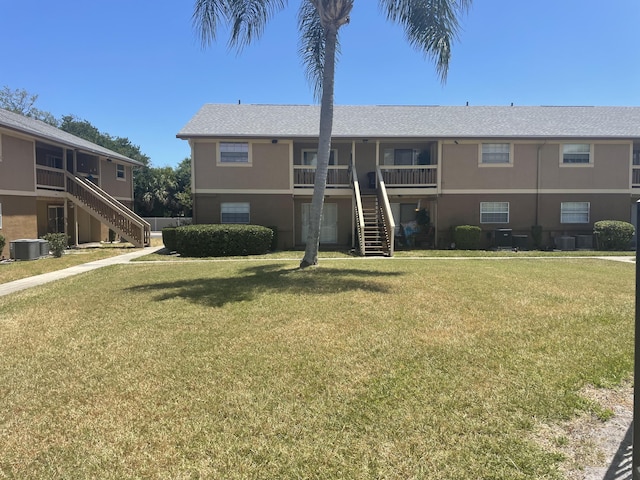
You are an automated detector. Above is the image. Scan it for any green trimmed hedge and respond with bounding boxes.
[162,227,178,252]
[453,225,482,250]
[0,234,5,257]
[594,220,634,251]
[175,224,273,257]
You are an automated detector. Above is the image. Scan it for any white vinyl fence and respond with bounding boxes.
[142,217,192,231]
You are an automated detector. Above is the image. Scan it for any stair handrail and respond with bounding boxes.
[66,173,150,246]
[70,174,150,229]
[376,165,395,256]
[349,162,366,255]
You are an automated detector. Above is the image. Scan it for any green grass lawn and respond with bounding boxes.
[0,247,135,284]
[0,258,633,479]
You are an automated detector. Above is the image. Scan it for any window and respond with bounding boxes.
[562,144,591,164]
[43,154,64,169]
[481,143,511,164]
[116,164,125,180]
[633,148,640,166]
[47,206,64,233]
[302,149,336,166]
[221,202,250,224]
[561,202,590,223]
[0,203,2,229]
[219,142,249,164]
[383,148,420,166]
[480,202,509,223]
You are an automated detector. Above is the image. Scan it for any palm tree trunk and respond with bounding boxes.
[300,24,338,268]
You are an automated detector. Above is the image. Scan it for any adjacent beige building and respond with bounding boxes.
[178,104,640,253]
[0,109,150,258]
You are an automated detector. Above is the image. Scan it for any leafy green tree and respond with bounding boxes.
[0,86,59,126]
[192,0,470,268]
[1,88,192,217]
[60,115,150,166]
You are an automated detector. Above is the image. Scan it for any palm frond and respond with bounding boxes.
[298,1,350,101]
[379,0,471,82]
[193,0,227,47]
[193,0,287,50]
[227,0,287,50]
[298,2,326,100]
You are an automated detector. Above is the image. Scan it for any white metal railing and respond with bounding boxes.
[294,165,350,187]
[350,163,366,255]
[376,166,395,256]
[379,165,437,187]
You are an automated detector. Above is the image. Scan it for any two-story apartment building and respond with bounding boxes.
[0,108,150,258]
[177,104,640,254]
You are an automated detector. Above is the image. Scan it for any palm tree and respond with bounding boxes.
[193,0,471,268]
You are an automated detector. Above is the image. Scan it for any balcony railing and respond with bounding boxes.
[379,165,437,187]
[633,167,640,187]
[294,165,350,188]
[36,166,66,191]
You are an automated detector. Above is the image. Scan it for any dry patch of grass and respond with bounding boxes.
[0,247,133,284]
[0,258,633,479]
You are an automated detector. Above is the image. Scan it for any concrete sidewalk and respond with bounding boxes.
[0,246,163,297]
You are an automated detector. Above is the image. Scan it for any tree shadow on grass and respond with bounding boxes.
[128,263,404,308]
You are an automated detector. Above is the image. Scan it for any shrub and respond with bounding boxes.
[108,229,117,243]
[452,225,482,250]
[531,225,543,250]
[267,226,279,251]
[162,227,178,252]
[0,234,5,257]
[594,220,635,251]
[42,233,68,258]
[175,224,273,257]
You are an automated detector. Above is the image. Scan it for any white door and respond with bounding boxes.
[302,203,338,244]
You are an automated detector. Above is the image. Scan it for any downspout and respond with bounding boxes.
[535,140,546,226]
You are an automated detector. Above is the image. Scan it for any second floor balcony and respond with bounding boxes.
[293,164,437,190]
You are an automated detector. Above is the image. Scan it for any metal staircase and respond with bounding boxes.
[66,174,151,248]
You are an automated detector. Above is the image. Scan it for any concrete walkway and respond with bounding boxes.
[0,246,163,297]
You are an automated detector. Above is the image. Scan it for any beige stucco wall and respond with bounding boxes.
[0,195,38,257]
[100,161,133,199]
[441,142,539,190]
[436,192,631,248]
[194,193,294,250]
[539,142,631,189]
[0,133,35,192]
[193,141,291,191]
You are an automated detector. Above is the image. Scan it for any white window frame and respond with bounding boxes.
[221,202,250,224]
[480,143,513,166]
[218,142,251,166]
[561,143,593,166]
[0,202,2,229]
[116,164,126,181]
[561,202,590,224]
[301,149,337,166]
[480,202,510,224]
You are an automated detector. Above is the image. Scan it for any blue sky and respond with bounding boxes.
[3,0,639,168]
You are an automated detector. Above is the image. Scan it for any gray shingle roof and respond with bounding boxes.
[0,108,142,165]
[177,104,640,139]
